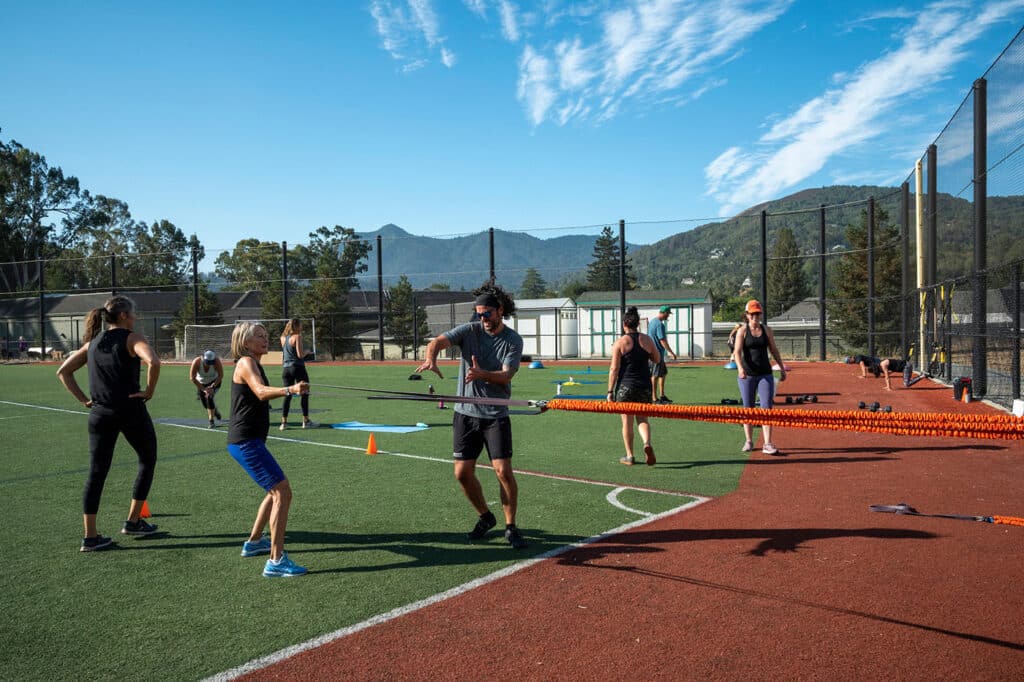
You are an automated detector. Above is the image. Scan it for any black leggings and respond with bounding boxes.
[84,401,158,514]
[281,364,310,419]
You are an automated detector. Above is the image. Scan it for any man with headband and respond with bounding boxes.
[417,282,528,549]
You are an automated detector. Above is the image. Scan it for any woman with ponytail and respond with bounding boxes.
[57,296,162,551]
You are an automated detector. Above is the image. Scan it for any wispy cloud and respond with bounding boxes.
[499,0,521,41]
[705,0,1024,216]
[518,46,557,125]
[514,0,791,127]
[370,0,456,70]
[463,0,487,20]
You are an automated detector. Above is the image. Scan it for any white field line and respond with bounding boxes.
[205,493,709,682]
[2,398,713,681]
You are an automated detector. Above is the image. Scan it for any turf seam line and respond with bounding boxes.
[203,495,710,682]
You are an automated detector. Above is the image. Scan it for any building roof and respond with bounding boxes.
[514,297,575,309]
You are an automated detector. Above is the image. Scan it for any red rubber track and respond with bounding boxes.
[243,363,1024,680]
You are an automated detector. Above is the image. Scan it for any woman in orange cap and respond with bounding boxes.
[732,299,787,455]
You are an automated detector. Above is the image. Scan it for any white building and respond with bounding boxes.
[574,289,713,359]
[507,298,578,358]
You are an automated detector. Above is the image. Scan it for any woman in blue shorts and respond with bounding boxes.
[608,306,661,466]
[227,322,310,577]
[732,300,787,455]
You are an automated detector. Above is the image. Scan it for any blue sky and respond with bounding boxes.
[3,1,1022,257]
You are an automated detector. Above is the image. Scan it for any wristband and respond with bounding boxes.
[285,387,292,396]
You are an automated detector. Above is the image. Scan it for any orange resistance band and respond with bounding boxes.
[543,399,1024,441]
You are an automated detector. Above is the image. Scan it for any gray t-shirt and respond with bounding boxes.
[443,322,523,418]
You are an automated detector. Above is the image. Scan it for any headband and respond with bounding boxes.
[475,293,500,308]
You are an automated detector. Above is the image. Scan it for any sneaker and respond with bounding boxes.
[660,396,673,404]
[505,525,528,549]
[208,419,215,429]
[643,443,656,466]
[619,456,635,466]
[279,422,287,431]
[762,443,780,456]
[262,552,308,578]
[302,421,317,429]
[214,409,222,420]
[241,535,272,557]
[468,511,497,540]
[80,535,113,552]
[121,518,159,535]
[741,440,753,452]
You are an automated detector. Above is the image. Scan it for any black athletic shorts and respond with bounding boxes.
[452,412,513,461]
[885,359,907,373]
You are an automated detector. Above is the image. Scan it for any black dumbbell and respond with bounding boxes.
[870,402,880,412]
[884,405,892,413]
[721,398,738,405]
[805,395,818,403]
[785,396,793,404]
[794,397,805,404]
[858,401,866,409]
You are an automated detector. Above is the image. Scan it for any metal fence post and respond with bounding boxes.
[867,197,875,358]
[818,204,826,360]
[973,77,988,397]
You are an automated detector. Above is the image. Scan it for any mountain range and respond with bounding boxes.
[356,184,1024,296]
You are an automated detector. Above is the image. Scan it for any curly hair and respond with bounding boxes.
[472,280,516,319]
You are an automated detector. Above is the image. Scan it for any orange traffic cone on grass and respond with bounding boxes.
[366,433,378,455]
[140,500,152,518]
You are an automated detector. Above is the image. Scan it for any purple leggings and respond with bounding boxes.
[738,374,775,409]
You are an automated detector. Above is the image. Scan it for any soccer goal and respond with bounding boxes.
[183,319,317,361]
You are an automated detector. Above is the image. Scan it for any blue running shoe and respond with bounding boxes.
[263,552,308,577]
[121,519,159,535]
[241,535,272,557]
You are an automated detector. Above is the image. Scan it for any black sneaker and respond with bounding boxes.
[208,419,215,429]
[660,396,673,404]
[214,409,222,420]
[121,519,159,536]
[505,525,528,549]
[468,511,497,540]
[81,535,113,552]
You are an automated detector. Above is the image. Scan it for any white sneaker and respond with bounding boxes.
[279,423,287,431]
[741,440,753,452]
[762,443,779,455]
[302,421,317,429]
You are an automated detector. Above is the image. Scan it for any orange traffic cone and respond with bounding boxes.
[366,433,378,455]
[140,500,152,518]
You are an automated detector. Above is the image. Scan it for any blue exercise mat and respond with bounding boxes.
[331,421,429,433]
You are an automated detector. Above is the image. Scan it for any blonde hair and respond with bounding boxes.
[282,318,301,337]
[231,321,266,360]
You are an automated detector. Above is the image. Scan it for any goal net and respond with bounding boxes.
[183,319,317,361]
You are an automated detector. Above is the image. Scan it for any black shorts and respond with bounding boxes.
[649,359,668,378]
[614,384,653,403]
[885,359,907,373]
[452,412,513,461]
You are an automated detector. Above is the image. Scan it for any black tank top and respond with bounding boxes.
[228,361,270,444]
[741,323,773,375]
[618,332,652,389]
[88,328,141,408]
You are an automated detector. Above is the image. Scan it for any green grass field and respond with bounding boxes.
[0,361,748,680]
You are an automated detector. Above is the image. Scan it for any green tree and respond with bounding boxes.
[169,282,224,342]
[585,226,633,291]
[830,206,902,353]
[214,239,285,320]
[560,276,587,300]
[385,275,429,358]
[291,226,371,358]
[0,134,93,292]
[713,296,749,322]
[519,267,551,298]
[767,227,810,317]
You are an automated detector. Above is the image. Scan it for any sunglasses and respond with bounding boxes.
[472,310,495,320]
